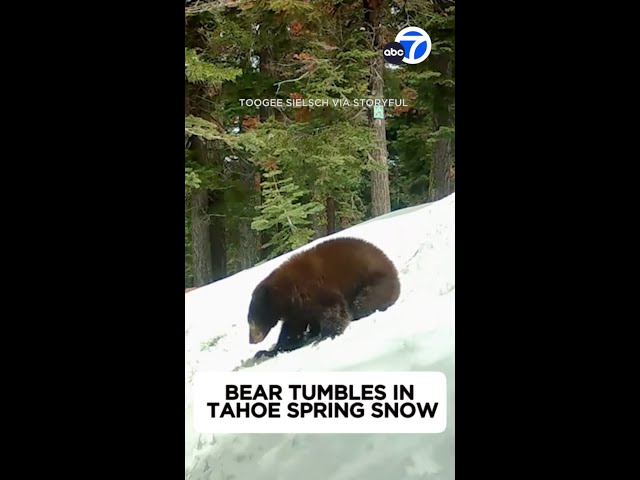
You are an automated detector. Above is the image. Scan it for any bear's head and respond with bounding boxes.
[247,283,279,344]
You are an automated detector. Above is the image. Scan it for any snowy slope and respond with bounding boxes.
[185,192,455,480]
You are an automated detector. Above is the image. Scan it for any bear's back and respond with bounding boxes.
[273,237,397,294]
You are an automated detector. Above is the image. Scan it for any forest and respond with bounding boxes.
[185,0,455,288]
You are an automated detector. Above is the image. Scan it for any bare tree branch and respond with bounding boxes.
[273,71,310,95]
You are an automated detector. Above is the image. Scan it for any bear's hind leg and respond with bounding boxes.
[316,291,353,340]
[350,272,400,321]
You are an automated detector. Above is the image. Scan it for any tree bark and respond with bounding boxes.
[189,136,217,287]
[326,196,336,235]
[365,0,391,217]
[191,188,212,287]
[186,68,215,286]
[238,219,258,269]
[185,13,229,285]
[208,193,227,282]
[428,2,455,202]
[428,55,455,202]
[205,139,227,282]
[235,168,260,270]
[256,46,272,260]
[428,131,454,202]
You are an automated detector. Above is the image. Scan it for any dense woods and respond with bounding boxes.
[185,0,455,288]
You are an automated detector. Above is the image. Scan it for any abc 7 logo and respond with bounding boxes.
[383,27,432,65]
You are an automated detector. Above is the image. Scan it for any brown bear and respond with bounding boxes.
[247,237,401,358]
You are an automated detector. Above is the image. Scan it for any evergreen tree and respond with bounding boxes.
[183,0,455,284]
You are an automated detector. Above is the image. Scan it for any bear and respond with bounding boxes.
[247,237,401,359]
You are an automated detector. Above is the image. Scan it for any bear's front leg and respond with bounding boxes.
[251,321,309,360]
[254,349,278,360]
[274,320,309,353]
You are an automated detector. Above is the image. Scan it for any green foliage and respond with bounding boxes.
[248,118,374,234]
[185,115,228,142]
[251,170,324,258]
[185,48,242,86]
[385,0,455,208]
[268,0,315,13]
[185,167,202,194]
[184,0,455,283]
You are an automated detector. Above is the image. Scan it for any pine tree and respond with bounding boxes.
[364,0,392,217]
[426,0,455,201]
[183,0,455,284]
[385,0,455,207]
[251,170,325,258]
[185,10,244,286]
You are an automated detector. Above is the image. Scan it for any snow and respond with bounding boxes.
[185,192,455,480]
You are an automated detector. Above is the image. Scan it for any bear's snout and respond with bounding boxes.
[249,322,266,344]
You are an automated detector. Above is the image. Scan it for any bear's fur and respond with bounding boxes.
[247,237,401,357]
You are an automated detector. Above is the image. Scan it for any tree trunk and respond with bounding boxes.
[191,188,212,287]
[236,169,260,270]
[238,219,258,270]
[428,2,455,202]
[326,196,336,235]
[208,193,227,282]
[205,138,227,282]
[365,0,391,217]
[428,132,454,202]
[428,56,455,202]
[189,136,213,286]
[256,46,272,260]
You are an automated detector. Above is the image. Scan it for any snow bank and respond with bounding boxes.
[185,193,455,480]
